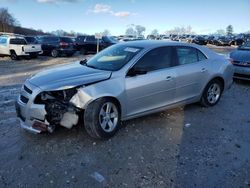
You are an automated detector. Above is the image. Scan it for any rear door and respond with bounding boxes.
[125,46,177,116]
[174,46,209,103]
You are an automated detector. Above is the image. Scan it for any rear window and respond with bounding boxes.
[10,38,27,45]
[24,37,37,43]
[40,37,60,42]
[60,37,74,43]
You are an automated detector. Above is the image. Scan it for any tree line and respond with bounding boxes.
[0,8,249,37]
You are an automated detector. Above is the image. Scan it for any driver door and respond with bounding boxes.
[125,46,177,117]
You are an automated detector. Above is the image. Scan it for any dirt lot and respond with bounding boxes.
[0,46,250,188]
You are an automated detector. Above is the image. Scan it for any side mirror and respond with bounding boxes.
[127,67,147,77]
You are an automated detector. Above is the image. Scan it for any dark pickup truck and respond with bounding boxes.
[75,35,117,55]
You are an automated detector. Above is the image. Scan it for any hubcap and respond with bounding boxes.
[99,102,118,132]
[52,50,57,57]
[207,83,221,104]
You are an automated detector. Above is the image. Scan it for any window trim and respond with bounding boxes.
[129,46,175,73]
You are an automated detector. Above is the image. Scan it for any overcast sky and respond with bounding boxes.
[1,0,250,35]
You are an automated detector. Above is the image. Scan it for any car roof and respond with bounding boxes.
[117,40,219,59]
[117,40,195,48]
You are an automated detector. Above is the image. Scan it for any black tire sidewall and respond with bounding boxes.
[10,51,18,60]
[84,98,121,139]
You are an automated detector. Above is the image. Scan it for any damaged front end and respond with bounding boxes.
[34,88,81,132]
[16,82,84,134]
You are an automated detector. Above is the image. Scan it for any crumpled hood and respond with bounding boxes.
[28,62,112,90]
[230,49,250,62]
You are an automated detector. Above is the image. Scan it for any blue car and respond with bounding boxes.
[230,40,250,80]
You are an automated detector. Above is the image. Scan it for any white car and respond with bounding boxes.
[0,35,42,60]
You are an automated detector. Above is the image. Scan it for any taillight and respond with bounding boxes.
[60,42,68,47]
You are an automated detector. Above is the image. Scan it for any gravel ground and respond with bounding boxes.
[0,46,250,188]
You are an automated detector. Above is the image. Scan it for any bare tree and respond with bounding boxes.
[164,26,194,35]
[151,29,159,36]
[135,25,146,36]
[215,29,226,36]
[226,25,233,36]
[50,29,68,36]
[125,27,136,36]
[0,8,18,32]
[102,29,111,36]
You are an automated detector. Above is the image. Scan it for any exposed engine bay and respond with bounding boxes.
[35,88,81,132]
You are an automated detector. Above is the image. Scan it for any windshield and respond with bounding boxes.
[84,44,142,71]
[239,41,250,50]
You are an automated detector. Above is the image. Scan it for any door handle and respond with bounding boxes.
[201,68,207,73]
[166,76,172,81]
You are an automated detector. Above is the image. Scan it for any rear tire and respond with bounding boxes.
[51,49,59,57]
[84,98,121,139]
[200,79,223,107]
[10,51,18,60]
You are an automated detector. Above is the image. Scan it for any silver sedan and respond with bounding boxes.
[16,41,234,139]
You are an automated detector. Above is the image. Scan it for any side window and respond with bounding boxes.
[86,36,96,42]
[0,38,7,45]
[197,50,207,61]
[176,47,198,65]
[134,47,173,72]
[10,38,27,45]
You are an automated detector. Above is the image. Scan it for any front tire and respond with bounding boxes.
[200,79,223,107]
[84,98,121,139]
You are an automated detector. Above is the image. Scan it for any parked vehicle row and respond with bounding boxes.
[143,33,250,47]
[0,33,119,60]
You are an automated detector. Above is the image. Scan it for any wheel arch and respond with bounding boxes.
[201,76,225,97]
[92,96,122,114]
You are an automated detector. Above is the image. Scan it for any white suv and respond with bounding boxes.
[0,35,42,60]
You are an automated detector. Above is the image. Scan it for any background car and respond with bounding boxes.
[191,36,207,45]
[75,35,117,54]
[206,35,215,44]
[37,36,76,57]
[212,36,231,46]
[0,35,41,60]
[230,40,250,80]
